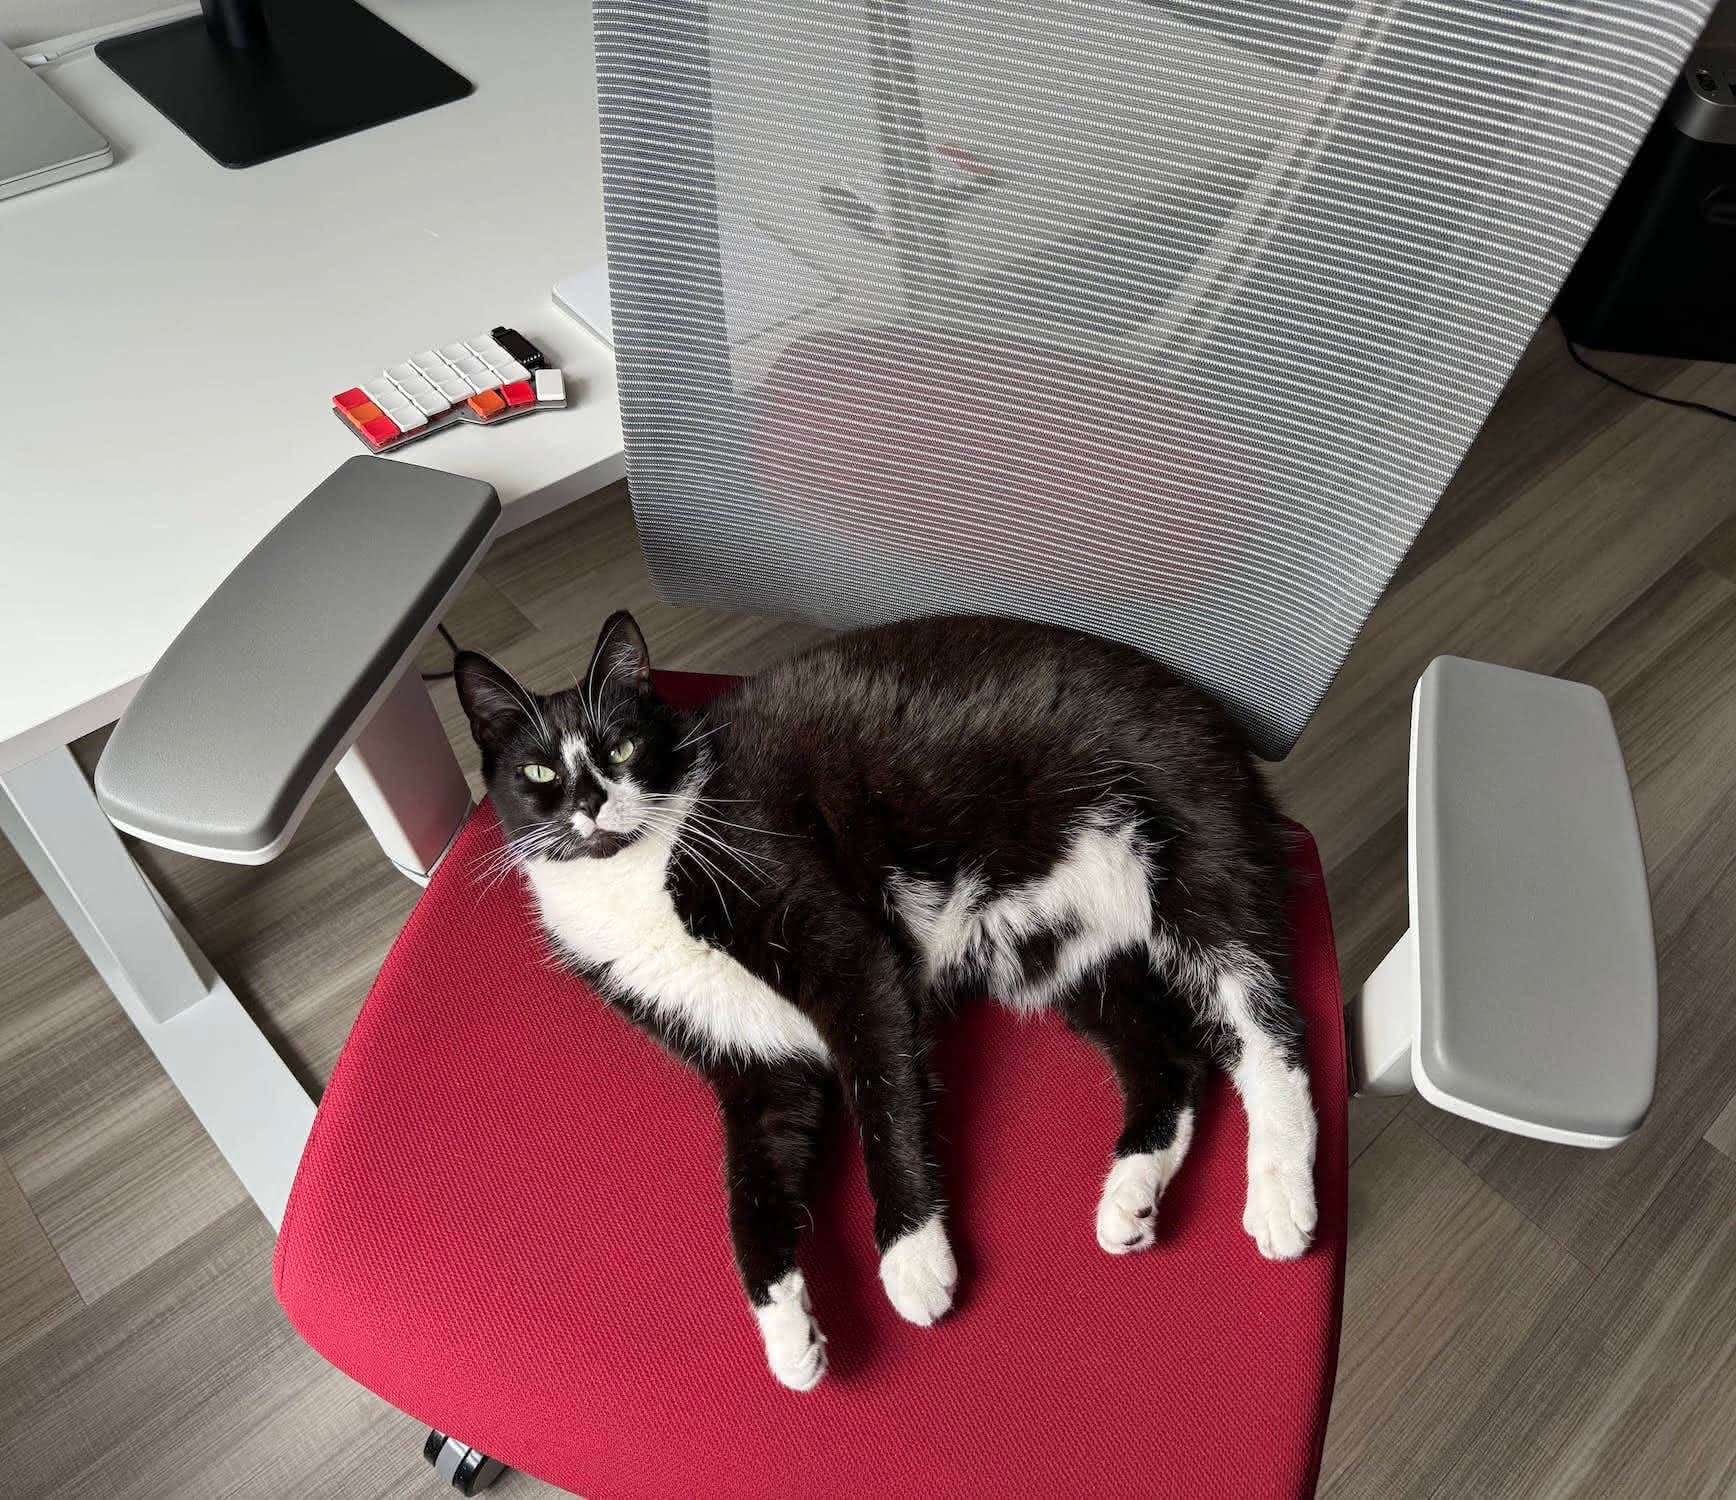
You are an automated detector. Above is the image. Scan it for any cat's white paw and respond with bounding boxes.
[754,1271,827,1391]
[1096,1110,1194,1255]
[879,1215,957,1325]
[1096,1153,1163,1253]
[1243,1151,1317,1261]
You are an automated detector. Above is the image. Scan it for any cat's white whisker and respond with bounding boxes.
[675,820,777,876]
[491,672,553,752]
[674,719,730,751]
[669,836,731,918]
[671,833,759,905]
[589,656,630,733]
[472,821,570,895]
[651,818,762,904]
[688,810,803,841]
[581,614,625,726]
[472,830,550,877]
[634,795,780,878]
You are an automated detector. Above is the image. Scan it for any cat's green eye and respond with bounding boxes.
[521,763,558,784]
[608,738,636,765]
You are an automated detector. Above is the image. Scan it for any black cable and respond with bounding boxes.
[421,622,465,682]
[1558,319,1736,425]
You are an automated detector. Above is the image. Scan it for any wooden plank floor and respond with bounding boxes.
[3,321,1736,1497]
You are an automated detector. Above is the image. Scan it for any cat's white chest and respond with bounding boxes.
[524,832,828,1065]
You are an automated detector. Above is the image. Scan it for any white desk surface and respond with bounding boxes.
[0,0,621,773]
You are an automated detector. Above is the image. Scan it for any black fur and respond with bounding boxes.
[456,613,1302,1322]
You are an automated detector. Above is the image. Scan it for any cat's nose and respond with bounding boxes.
[572,786,604,818]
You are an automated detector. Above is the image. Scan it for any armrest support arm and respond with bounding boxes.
[95,457,499,864]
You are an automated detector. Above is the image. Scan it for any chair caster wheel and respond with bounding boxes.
[423,1429,507,1494]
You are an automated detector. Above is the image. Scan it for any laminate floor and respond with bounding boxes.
[4,322,1736,1497]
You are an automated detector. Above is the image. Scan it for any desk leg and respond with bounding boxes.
[0,745,315,1228]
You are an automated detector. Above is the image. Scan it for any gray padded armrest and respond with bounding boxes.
[96,457,499,862]
[1411,657,1656,1147]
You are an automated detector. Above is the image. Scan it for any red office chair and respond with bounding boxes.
[272,676,1347,1498]
[94,0,1688,1492]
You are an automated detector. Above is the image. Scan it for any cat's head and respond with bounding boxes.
[455,611,695,861]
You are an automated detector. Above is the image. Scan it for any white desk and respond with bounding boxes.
[1,0,619,770]
[0,0,620,1224]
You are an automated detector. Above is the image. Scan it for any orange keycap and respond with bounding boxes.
[467,390,506,419]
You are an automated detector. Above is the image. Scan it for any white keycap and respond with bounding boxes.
[494,358,532,384]
[464,336,515,375]
[439,342,471,365]
[534,367,565,404]
[386,363,419,387]
[361,378,397,408]
[452,356,493,394]
[391,406,427,432]
[393,372,448,415]
[433,376,470,402]
[409,349,449,377]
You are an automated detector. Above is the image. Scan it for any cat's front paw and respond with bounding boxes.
[1096,1153,1163,1253]
[1243,1150,1317,1261]
[754,1271,827,1391]
[1096,1112,1194,1255]
[878,1215,957,1325]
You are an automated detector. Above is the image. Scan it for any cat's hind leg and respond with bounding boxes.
[717,1062,832,1390]
[1201,953,1317,1260]
[1060,951,1209,1254]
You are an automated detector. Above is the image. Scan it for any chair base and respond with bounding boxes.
[423,1430,506,1495]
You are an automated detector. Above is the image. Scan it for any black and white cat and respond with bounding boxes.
[456,612,1316,1392]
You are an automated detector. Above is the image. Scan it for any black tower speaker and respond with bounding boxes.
[1556,46,1736,360]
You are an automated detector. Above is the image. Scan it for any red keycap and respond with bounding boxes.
[334,387,371,411]
[501,380,535,407]
[362,415,401,445]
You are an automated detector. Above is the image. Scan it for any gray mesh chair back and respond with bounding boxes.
[595,0,1710,757]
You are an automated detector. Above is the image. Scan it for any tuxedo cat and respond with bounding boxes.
[456,612,1316,1392]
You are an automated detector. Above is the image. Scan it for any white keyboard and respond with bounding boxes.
[334,326,565,451]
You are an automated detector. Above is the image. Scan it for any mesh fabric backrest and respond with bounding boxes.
[595,0,1710,758]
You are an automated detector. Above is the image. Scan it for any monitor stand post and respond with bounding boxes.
[204,0,269,50]
[96,0,473,169]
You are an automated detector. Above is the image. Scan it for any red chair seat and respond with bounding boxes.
[275,672,1348,1499]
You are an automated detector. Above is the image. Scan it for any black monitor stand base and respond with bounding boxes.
[97,0,472,169]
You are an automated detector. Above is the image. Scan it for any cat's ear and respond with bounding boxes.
[454,651,534,750]
[584,610,652,697]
